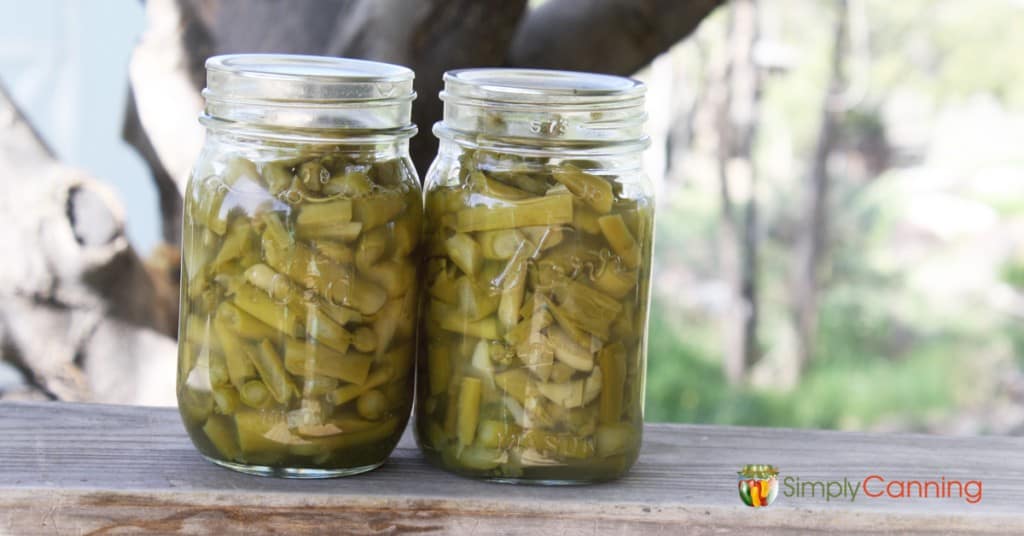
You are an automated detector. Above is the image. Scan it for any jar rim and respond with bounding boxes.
[443,68,645,106]
[208,54,413,82]
[206,54,415,102]
[438,68,647,146]
[202,54,415,132]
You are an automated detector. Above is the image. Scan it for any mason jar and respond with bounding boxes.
[415,68,654,483]
[177,54,421,478]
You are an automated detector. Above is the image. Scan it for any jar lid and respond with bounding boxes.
[202,54,416,134]
[437,68,647,149]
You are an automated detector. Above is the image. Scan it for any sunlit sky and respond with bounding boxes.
[0,1,158,252]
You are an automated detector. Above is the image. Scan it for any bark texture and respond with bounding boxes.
[793,0,849,372]
[0,83,177,405]
[508,0,726,76]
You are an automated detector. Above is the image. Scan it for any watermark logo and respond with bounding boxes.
[738,464,779,507]
[782,475,983,504]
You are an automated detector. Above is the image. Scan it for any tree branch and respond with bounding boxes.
[327,0,528,174]
[126,0,529,188]
[507,0,726,75]
[1,81,177,404]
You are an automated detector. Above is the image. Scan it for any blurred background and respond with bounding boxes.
[1,0,1022,435]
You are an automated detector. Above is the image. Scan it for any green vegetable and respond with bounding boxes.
[178,151,419,473]
[455,194,573,232]
[417,150,651,482]
[457,377,482,449]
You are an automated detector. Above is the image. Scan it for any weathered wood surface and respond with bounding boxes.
[0,402,1021,534]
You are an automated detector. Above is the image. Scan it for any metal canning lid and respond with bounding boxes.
[437,68,648,148]
[202,54,416,133]
[738,464,779,478]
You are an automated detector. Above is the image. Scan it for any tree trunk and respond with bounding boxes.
[122,0,727,245]
[508,0,726,76]
[792,0,849,373]
[714,0,763,385]
[0,83,177,405]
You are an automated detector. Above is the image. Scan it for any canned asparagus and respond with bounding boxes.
[416,68,653,484]
[177,55,420,478]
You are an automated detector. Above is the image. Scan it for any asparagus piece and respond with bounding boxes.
[323,170,373,196]
[427,262,460,304]
[455,194,573,232]
[363,260,414,298]
[203,415,241,460]
[477,229,525,260]
[427,343,452,396]
[232,283,303,338]
[305,305,355,354]
[244,263,301,304]
[595,423,635,458]
[297,161,325,193]
[213,308,257,388]
[356,389,387,420]
[320,303,363,327]
[391,213,419,258]
[597,213,641,269]
[296,199,353,226]
[590,264,638,299]
[282,337,372,385]
[239,380,273,409]
[457,446,508,470]
[297,375,339,397]
[597,343,627,424]
[455,276,500,321]
[354,226,390,270]
[353,195,406,230]
[469,171,530,200]
[327,268,388,316]
[551,164,613,214]
[572,202,602,235]
[296,221,363,242]
[212,220,252,269]
[261,161,293,195]
[327,364,393,406]
[212,385,240,414]
[548,326,595,372]
[246,339,296,404]
[476,420,522,449]
[497,243,530,331]
[215,302,278,341]
[445,233,483,276]
[457,377,482,449]
[301,416,400,451]
[493,369,530,404]
[313,240,354,265]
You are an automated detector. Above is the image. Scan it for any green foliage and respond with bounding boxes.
[644,0,1024,434]
[1002,258,1024,291]
[645,295,962,430]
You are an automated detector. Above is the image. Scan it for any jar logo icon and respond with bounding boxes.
[738,465,779,507]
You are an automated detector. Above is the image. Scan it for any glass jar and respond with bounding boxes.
[415,68,653,483]
[177,54,421,478]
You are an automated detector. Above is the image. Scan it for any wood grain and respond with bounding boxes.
[0,401,1021,534]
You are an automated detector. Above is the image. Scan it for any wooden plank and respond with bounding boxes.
[0,401,1021,534]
